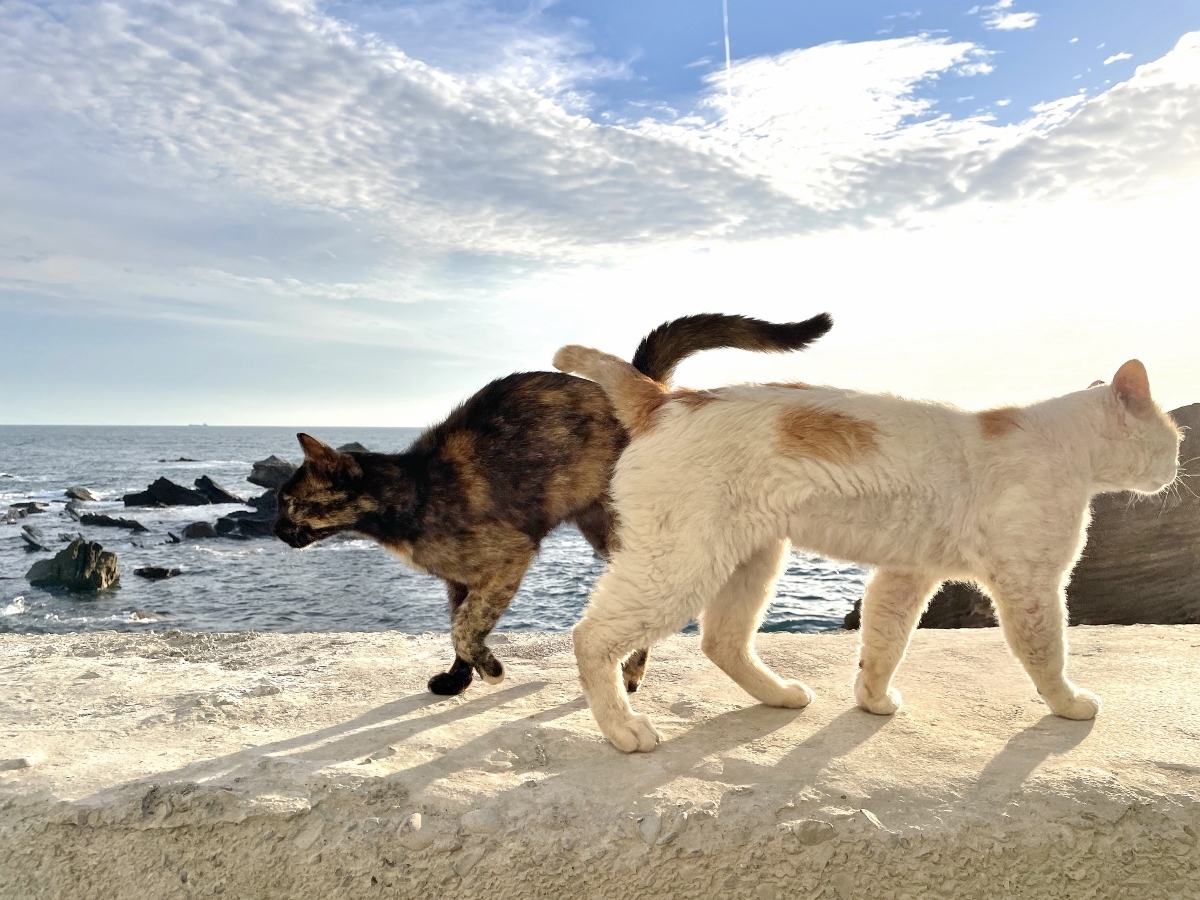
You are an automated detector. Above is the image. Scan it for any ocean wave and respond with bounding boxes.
[3,596,26,616]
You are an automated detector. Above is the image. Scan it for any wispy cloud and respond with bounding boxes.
[969,0,1040,32]
[1104,52,1133,65]
[1,0,1198,386]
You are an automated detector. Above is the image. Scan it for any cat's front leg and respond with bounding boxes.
[986,575,1101,721]
[854,569,942,715]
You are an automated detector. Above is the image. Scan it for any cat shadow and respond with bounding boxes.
[89,680,550,803]
[965,714,1095,800]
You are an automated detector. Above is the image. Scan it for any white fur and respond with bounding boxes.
[558,354,1182,753]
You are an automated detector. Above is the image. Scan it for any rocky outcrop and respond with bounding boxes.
[181,522,217,539]
[123,477,210,508]
[0,629,1197,900]
[79,513,148,533]
[215,490,277,537]
[64,486,97,502]
[847,403,1200,630]
[4,502,47,523]
[192,476,246,505]
[25,539,119,591]
[248,455,297,490]
[134,567,181,580]
[337,441,370,453]
[19,525,49,551]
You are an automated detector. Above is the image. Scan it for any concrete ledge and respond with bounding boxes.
[2,627,1198,898]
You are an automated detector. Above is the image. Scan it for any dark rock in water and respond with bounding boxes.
[134,567,181,580]
[336,442,370,453]
[10,502,47,515]
[123,477,210,507]
[166,532,181,544]
[248,456,297,490]
[64,500,83,521]
[2,508,26,524]
[843,582,998,631]
[65,487,98,502]
[26,539,119,591]
[80,513,149,533]
[846,402,1200,630]
[215,489,278,538]
[21,525,49,551]
[0,473,14,478]
[59,532,85,543]
[158,457,198,462]
[181,521,217,539]
[193,475,246,505]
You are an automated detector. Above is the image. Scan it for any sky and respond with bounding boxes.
[1,0,1198,426]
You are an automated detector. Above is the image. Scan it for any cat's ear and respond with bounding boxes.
[297,433,340,466]
[1111,360,1152,415]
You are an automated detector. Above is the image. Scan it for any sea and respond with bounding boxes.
[0,426,867,636]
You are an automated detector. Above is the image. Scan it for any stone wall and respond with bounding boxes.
[2,629,1198,898]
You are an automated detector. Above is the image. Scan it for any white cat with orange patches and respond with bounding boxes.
[552,346,1182,753]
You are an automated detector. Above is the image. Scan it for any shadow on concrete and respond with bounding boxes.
[966,714,1095,800]
[82,680,550,805]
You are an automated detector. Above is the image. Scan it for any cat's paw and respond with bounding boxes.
[769,679,815,709]
[428,667,473,696]
[855,678,902,715]
[1046,688,1101,720]
[622,650,649,693]
[477,655,505,685]
[603,713,661,753]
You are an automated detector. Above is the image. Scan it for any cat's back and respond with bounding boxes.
[636,381,983,490]
[413,371,619,453]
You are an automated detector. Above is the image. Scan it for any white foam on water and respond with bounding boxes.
[3,596,27,616]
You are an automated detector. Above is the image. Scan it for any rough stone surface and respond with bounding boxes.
[123,477,211,508]
[1,628,1197,898]
[24,538,119,591]
[192,476,247,506]
[65,486,98,502]
[79,513,148,533]
[248,455,298,490]
[181,521,217,539]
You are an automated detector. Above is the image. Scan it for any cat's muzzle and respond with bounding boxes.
[274,519,317,548]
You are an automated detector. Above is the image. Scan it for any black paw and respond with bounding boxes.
[428,658,474,696]
[622,648,649,694]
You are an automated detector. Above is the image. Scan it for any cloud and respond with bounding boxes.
[0,0,813,262]
[1104,52,1133,65]
[972,1,1040,32]
[1,0,1198,383]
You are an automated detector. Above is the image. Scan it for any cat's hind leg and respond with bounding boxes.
[429,550,533,696]
[571,500,653,694]
[983,574,1100,720]
[574,559,722,752]
[700,540,814,708]
[854,568,942,715]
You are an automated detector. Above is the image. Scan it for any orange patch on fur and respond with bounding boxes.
[978,407,1023,439]
[670,388,724,410]
[442,431,492,512]
[615,377,669,437]
[777,406,878,465]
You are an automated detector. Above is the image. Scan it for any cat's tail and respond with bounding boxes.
[631,312,833,384]
[553,345,671,437]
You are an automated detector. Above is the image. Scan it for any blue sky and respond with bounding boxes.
[1,0,1198,425]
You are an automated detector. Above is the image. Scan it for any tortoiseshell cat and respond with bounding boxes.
[274,313,833,695]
